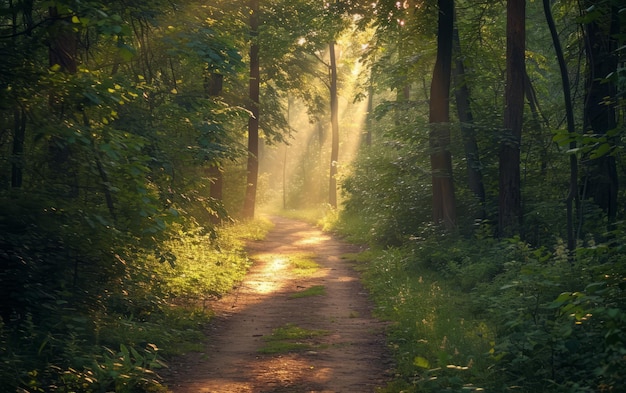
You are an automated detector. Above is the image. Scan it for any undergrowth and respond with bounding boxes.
[0,217,272,392]
[332,216,626,393]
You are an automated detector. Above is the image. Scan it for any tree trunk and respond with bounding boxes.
[48,6,79,197]
[205,71,225,223]
[365,75,374,147]
[395,25,410,125]
[9,2,28,189]
[48,7,78,74]
[11,107,26,188]
[429,0,456,230]
[542,0,578,252]
[328,40,339,209]
[582,2,619,223]
[452,12,485,218]
[243,0,260,219]
[523,71,549,177]
[498,0,525,237]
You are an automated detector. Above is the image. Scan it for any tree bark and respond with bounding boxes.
[452,11,485,218]
[542,0,578,252]
[429,0,456,230]
[582,2,619,223]
[48,7,77,74]
[328,40,339,209]
[48,6,79,197]
[523,71,549,177]
[243,0,260,219]
[365,74,374,147]
[498,0,525,237]
[11,107,26,188]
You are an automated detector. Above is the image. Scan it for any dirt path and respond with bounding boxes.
[164,216,391,393]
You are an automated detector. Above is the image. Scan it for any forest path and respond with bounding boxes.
[164,216,391,393]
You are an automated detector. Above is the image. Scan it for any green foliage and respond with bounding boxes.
[0,210,266,390]
[341,213,626,392]
[340,144,431,246]
[357,247,493,393]
[151,218,272,302]
[475,237,626,392]
[0,0,271,388]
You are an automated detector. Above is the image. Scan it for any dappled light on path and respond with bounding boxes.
[165,216,389,392]
[294,234,332,246]
[244,254,291,295]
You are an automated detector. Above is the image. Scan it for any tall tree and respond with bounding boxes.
[429,0,456,229]
[328,40,339,208]
[243,0,260,219]
[452,9,485,218]
[582,1,619,223]
[542,0,578,251]
[499,0,525,237]
[205,72,226,224]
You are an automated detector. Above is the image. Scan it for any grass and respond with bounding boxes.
[289,252,321,276]
[97,218,273,365]
[258,323,329,354]
[289,285,326,298]
[358,247,493,393]
[152,217,273,302]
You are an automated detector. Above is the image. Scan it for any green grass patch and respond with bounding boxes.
[225,216,274,241]
[359,248,493,393]
[153,217,272,302]
[289,285,326,298]
[289,252,320,276]
[258,323,329,354]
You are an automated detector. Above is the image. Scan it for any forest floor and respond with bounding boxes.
[163,216,392,393]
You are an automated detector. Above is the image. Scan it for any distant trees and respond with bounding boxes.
[340,0,625,243]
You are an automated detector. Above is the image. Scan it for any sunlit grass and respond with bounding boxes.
[99,218,273,360]
[289,285,326,298]
[360,248,494,392]
[289,252,320,276]
[151,217,273,302]
[224,216,274,241]
[258,323,329,354]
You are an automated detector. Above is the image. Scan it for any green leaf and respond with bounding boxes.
[590,143,611,159]
[413,356,430,369]
[548,292,573,308]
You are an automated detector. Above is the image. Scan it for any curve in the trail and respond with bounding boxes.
[165,216,390,393]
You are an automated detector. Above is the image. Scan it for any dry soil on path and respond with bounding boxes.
[164,216,391,393]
